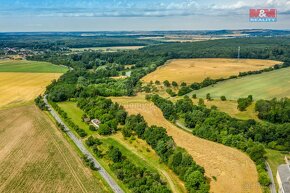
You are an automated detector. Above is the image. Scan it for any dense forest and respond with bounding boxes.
[0,35,158,50]
[149,94,290,187]
[77,97,209,193]
[255,98,290,123]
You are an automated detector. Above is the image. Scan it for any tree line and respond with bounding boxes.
[255,98,290,123]
[77,97,209,193]
[149,94,290,187]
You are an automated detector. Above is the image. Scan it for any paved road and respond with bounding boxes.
[44,95,124,193]
[266,161,277,193]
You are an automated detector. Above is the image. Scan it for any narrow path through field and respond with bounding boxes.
[118,102,262,193]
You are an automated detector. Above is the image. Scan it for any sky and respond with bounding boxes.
[0,0,290,31]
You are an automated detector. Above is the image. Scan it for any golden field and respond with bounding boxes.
[0,105,108,193]
[111,96,262,193]
[0,73,61,109]
[142,58,282,83]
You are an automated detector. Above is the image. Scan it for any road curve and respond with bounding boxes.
[44,95,124,193]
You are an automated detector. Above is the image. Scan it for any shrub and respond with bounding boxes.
[220,96,227,101]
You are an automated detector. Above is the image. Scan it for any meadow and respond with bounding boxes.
[111,96,261,193]
[0,60,68,73]
[142,58,281,84]
[0,105,109,193]
[192,67,290,100]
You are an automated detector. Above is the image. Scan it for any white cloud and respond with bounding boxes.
[2,0,290,17]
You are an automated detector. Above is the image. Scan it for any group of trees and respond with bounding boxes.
[237,95,253,111]
[34,95,47,110]
[255,98,290,123]
[150,95,290,187]
[108,146,171,193]
[77,97,209,192]
[122,114,209,193]
[77,97,128,135]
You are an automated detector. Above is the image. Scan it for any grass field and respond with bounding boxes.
[192,67,290,100]
[142,58,282,84]
[192,99,258,120]
[0,73,62,109]
[57,102,92,135]
[58,101,186,193]
[111,96,262,193]
[0,105,109,193]
[0,60,68,73]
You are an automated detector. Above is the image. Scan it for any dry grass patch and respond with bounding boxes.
[0,105,108,193]
[112,96,262,193]
[0,72,61,109]
[142,58,282,84]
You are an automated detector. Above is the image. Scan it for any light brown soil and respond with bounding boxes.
[142,58,282,84]
[0,105,108,193]
[112,97,262,193]
[0,72,62,109]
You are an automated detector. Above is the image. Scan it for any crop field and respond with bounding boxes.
[58,101,186,193]
[111,96,262,193]
[192,67,290,100]
[0,73,62,109]
[142,58,281,84]
[0,105,108,193]
[0,60,68,73]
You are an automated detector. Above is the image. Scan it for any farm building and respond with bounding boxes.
[277,156,290,193]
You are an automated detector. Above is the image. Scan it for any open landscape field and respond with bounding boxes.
[0,60,67,73]
[0,105,108,193]
[58,101,186,193]
[0,73,62,109]
[192,67,290,100]
[111,96,262,193]
[0,59,66,109]
[142,58,282,84]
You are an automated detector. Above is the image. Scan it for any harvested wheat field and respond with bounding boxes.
[142,58,282,83]
[112,97,262,193]
[0,73,61,109]
[0,105,108,193]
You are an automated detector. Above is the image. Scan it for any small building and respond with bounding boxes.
[277,156,290,193]
[91,119,101,128]
[83,117,91,123]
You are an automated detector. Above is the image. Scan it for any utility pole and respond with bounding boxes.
[238,46,241,60]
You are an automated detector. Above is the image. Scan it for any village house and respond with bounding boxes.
[91,119,101,129]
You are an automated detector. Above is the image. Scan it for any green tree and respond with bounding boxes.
[98,123,112,135]
[220,96,227,101]
[108,146,122,162]
[163,80,171,87]
[172,81,178,87]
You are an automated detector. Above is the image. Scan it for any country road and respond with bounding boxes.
[266,161,277,193]
[44,95,124,193]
